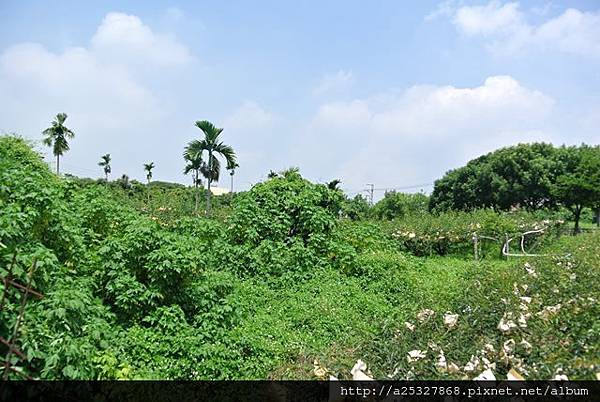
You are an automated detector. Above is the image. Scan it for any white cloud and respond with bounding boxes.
[0,12,192,181]
[296,76,556,192]
[223,100,275,131]
[91,12,192,67]
[453,1,522,36]
[434,1,600,58]
[313,70,355,96]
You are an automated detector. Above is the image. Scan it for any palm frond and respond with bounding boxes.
[195,120,223,144]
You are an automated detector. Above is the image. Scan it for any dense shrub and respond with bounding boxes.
[226,169,348,277]
[371,191,429,220]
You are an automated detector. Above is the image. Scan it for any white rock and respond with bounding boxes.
[417,309,435,323]
[474,369,496,381]
[407,350,426,363]
[443,312,459,329]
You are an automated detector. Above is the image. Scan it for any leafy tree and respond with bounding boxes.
[183,147,204,214]
[98,154,111,183]
[341,194,370,220]
[430,143,563,212]
[42,113,75,175]
[552,145,600,233]
[372,191,429,220]
[185,121,237,215]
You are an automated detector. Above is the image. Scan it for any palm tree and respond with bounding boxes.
[144,162,155,204]
[42,113,75,175]
[186,120,236,215]
[228,162,239,193]
[183,147,204,214]
[144,162,155,183]
[98,154,111,183]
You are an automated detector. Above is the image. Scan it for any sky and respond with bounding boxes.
[1,0,599,198]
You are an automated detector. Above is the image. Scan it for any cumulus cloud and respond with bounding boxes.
[313,70,355,96]
[223,100,275,131]
[453,1,522,36]
[431,1,600,57]
[296,76,556,193]
[91,12,192,67]
[0,11,192,180]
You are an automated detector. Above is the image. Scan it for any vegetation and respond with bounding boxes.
[430,143,600,233]
[98,154,112,182]
[42,112,75,174]
[184,120,237,216]
[1,131,598,381]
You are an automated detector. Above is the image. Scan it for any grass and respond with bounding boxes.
[234,231,600,380]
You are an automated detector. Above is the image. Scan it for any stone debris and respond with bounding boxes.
[406,350,427,363]
[313,359,328,379]
[443,312,459,329]
[435,352,447,372]
[507,368,525,380]
[473,368,496,381]
[404,321,415,332]
[463,355,481,373]
[538,304,561,320]
[447,362,460,374]
[498,313,518,333]
[503,339,516,354]
[350,359,373,381]
[417,309,435,323]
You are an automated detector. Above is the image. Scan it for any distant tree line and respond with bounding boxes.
[429,143,600,232]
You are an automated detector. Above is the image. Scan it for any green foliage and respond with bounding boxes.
[552,145,600,231]
[340,194,370,220]
[227,169,347,277]
[1,136,598,381]
[389,209,564,257]
[430,143,566,211]
[372,191,429,220]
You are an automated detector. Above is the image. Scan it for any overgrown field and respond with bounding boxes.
[1,136,598,380]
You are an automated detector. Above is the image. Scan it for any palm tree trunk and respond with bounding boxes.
[206,178,212,216]
[194,171,199,214]
[230,173,234,193]
[56,154,60,175]
[206,151,212,216]
[147,179,150,205]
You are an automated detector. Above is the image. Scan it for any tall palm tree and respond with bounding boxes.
[42,113,75,175]
[144,162,155,184]
[98,154,111,183]
[183,147,204,214]
[228,162,239,193]
[186,120,236,215]
[144,162,155,204]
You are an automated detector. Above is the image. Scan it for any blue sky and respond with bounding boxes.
[1,1,599,197]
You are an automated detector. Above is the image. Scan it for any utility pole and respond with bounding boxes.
[366,183,374,206]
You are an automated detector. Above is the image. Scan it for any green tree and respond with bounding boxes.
[552,145,600,233]
[98,154,111,183]
[373,191,429,220]
[42,113,75,175]
[186,120,237,215]
[183,147,204,214]
[430,143,563,212]
[144,162,155,205]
